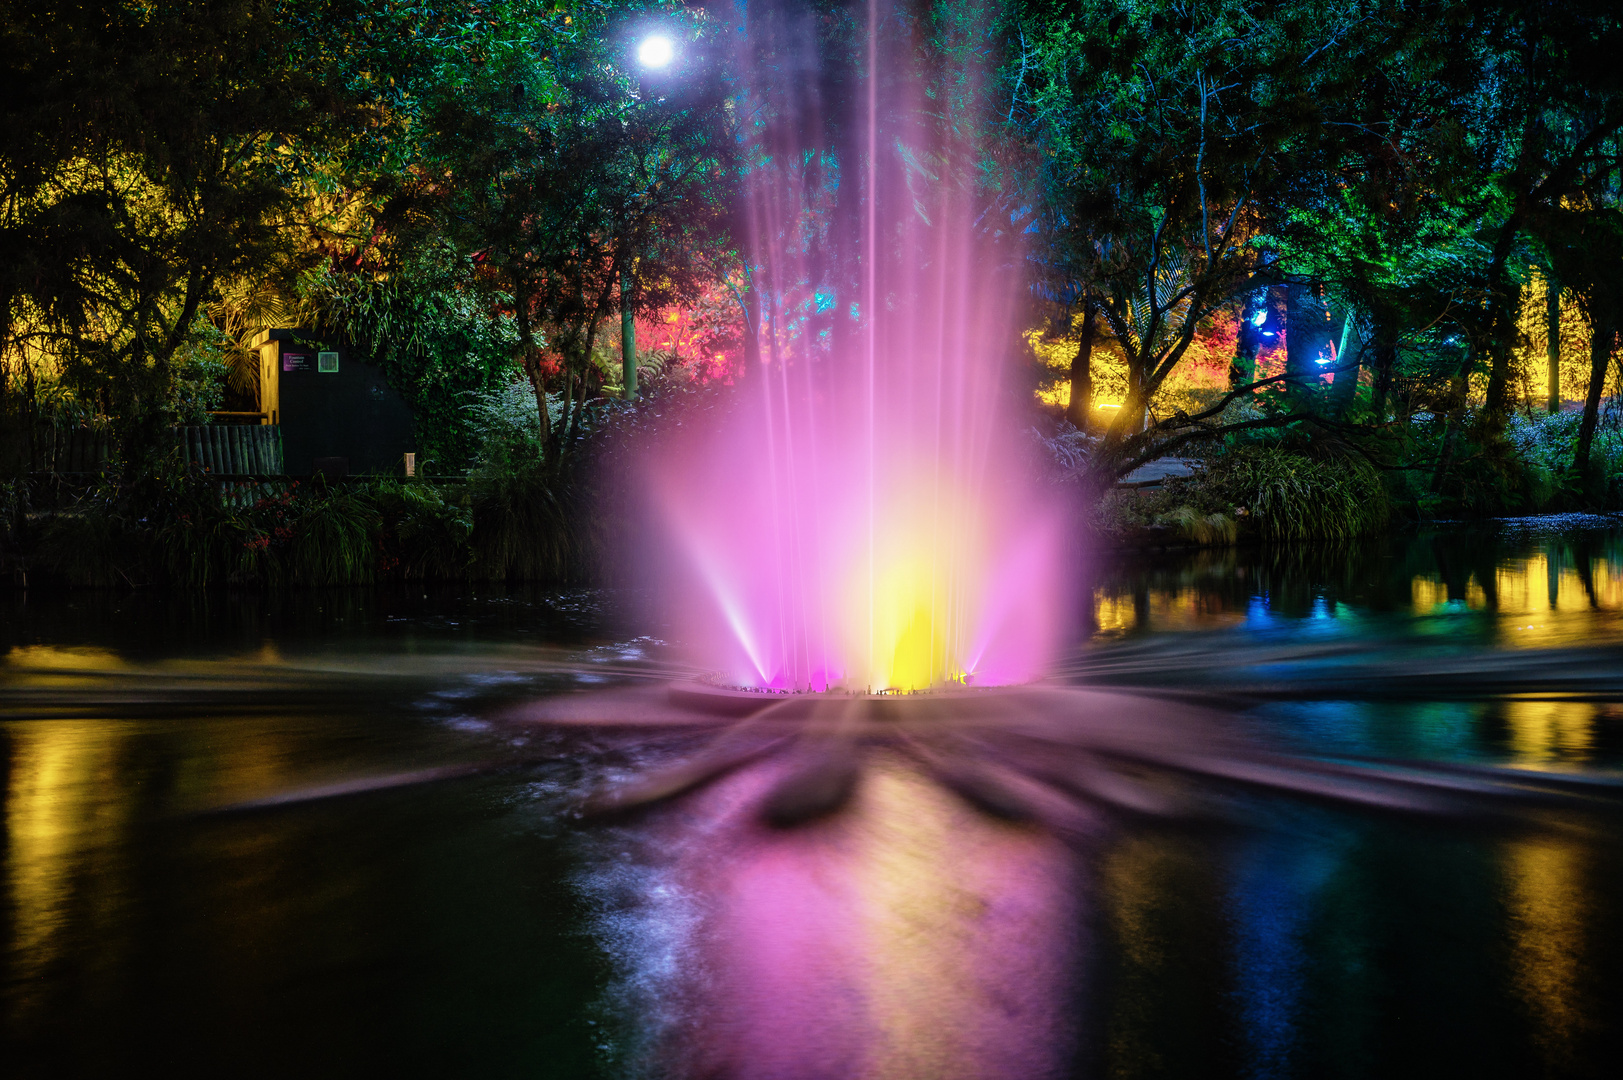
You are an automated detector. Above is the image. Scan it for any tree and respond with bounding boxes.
[408,0,739,461]
[0,0,372,467]
[1010,0,1422,479]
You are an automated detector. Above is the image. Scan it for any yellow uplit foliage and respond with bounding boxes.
[1513,267,1607,405]
[1027,308,1238,414]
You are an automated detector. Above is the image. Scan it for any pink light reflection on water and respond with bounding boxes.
[648,3,1064,693]
[605,753,1086,1079]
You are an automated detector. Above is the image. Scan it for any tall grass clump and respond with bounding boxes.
[466,467,581,581]
[1092,443,1393,546]
[286,483,380,586]
[1206,446,1391,541]
[39,496,140,587]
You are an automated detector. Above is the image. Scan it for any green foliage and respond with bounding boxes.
[1203,447,1392,542]
[40,503,140,588]
[318,253,519,473]
[1159,505,1241,546]
[373,480,474,580]
[286,485,380,587]
[466,466,584,583]
[464,378,551,471]
[1092,444,1392,546]
[0,0,383,468]
[20,449,599,588]
[411,0,741,458]
[1503,412,1623,511]
[167,321,233,424]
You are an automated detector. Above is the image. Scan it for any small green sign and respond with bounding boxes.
[318,351,340,373]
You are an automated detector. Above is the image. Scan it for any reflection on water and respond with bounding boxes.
[6,721,130,1016]
[1502,700,1600,767]
[593,752,1081,1078]
[1090,521,1623,649]
[1504,837,1589,1066]
[2,526,1623,1077]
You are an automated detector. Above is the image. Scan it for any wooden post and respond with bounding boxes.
[403,452,416,478]
[621,266,637,401]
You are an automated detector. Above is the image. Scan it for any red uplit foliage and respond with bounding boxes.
[618,276,748,385]
[1179,308,1241,388]
[1256,332,1288,381]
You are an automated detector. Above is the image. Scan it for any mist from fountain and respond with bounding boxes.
[649,0,1062,695]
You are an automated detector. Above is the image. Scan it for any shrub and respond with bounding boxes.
[467,466,582,582]
[374,480,473,579]
[286,484,380,586]
[1090,444,1392,546]
[1203,445,1391,541]
[39,501,139,587]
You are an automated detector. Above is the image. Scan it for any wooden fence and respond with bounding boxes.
[30,424,111,473]
[25,424,284,476]
[177,425,283,474]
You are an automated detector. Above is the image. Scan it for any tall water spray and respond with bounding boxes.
[653,1,1061,694]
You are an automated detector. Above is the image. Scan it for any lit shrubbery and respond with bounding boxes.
[1089,444,1391,546]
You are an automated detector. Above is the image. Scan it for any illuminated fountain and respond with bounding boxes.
[514,14,1623,1076]
[647,1,1062,698]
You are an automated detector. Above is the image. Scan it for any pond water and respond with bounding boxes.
[3,518,1622,1078]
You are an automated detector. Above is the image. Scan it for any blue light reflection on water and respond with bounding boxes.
[1083,520,1623,1079]
[1226,825,1343,1080]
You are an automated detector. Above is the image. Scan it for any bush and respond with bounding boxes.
[1503,411,1623,512]
[40,501,141,587]
[286,484,380,586]
[1204,445,1391,541]
[374,480,473,579]
[467,466,583,582]
[1091,444,1392,546]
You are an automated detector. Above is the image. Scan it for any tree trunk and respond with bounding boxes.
[1284,280,1327,405]
[1574,315,1614,482]
[1547,276,1562,414]
[1066,297,1096,431]
[1327,308,1364,419]
[740,281,761,375]
[1370,340,1397,422]
[1482,278,1525,424]
[1102,356,1148,450]
[1430,346,1477,495]
[621,267,638,401]
[1230,288,1264,389]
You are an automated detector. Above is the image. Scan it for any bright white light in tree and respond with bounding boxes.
[638,35,675,68]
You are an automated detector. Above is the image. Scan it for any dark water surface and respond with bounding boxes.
[4,519,1623,1078]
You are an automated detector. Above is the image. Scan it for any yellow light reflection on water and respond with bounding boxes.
[4,645,128,672]
[1094,591,1138,635]
[4,720,132,1008]
[844,758,1077,1078]
[1502,699,1596,767]
[1090,586,1247,636]
[1503,837,1590,1063]
[1411,576,1447,614]
[1491,551,1621,647]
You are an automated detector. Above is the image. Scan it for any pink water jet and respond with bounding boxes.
[649,1,1063,695]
